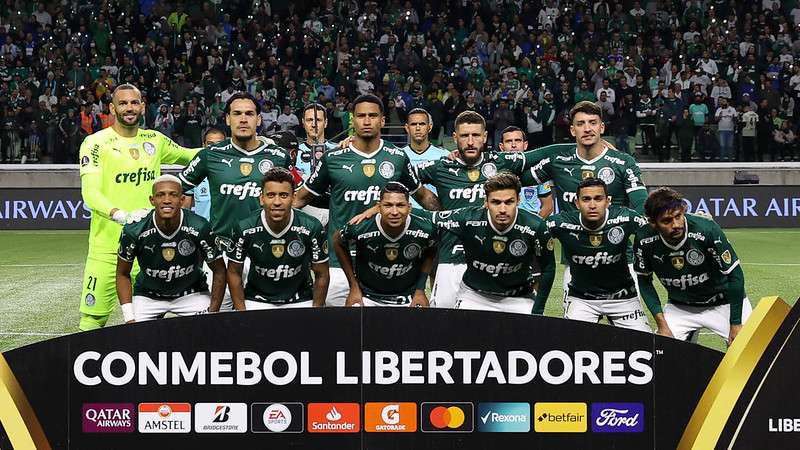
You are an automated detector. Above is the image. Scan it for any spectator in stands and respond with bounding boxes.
[277,105,300,133]
[740,104,759,162]
[715,97,738,161]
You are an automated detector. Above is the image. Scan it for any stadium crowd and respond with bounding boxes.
[1,0,800,163]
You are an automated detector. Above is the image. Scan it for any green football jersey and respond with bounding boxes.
[429,206,553,297]
[80,127,198,254]
[304,140,422,267]
[340,213,437,304]
[178,136,292,247]
[520,144,646,214]
[228,209,328,304]
[633,213,741,306]
[548,205,648,300]
[118,209,220,300]
[416,152,527,264]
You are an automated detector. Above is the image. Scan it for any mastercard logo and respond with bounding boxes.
[429,406,465,429]
[421,402,474,433]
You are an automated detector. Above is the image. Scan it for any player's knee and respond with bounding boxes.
[79,313,109,331]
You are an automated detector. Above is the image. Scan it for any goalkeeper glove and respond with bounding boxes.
[111,208,152,225]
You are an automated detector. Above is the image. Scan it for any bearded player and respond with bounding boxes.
[428,172,555,314]
[334,182,437,307]
[227,168,329,309]
[292,94,440,306]
[116,175,226,322]
[78,84,199,330]
[546,178,650,331]
[634,187,752,345]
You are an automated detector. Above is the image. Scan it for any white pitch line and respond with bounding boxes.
[0,263,83,267]
[742,263,800,266]
[0,332,67,336]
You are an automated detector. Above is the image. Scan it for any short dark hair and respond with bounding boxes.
[261,167,296,191]
[644,187,687,222]
[569,101,603,123]
[576,177,608,197]
[203,127,225,142]
[501,125,526,142]
[406,107,432,124]
[454,110,486,131]
[484,171,521,196]
[353,94,384,114]
[381,181,410,201]
[225,92,261,115]
[302,102,327,116]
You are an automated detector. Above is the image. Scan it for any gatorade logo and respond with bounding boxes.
[364,402,417,432]
[420,402,474,433]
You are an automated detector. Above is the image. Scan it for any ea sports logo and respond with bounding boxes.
[429,405,466,429]
[263,404,292,432]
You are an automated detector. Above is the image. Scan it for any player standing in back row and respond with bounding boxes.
[78,84,199,330]
[401,108,449,208]
[296,103,338,226]
[634,187,752,344]
[292,94,441,306]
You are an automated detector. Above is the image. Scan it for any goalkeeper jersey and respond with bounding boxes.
[79,127,198,254]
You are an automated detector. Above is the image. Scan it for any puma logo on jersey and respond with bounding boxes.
[221,158,233,167]
[367,244,379,253]
[143,245,155,253]
[342,164,354,173]
[714,239,722,245]
[652,255,664,262]
[448,168,460,176]
[569,232,580,240]
[563,167,575,175]
[253,243,265,252]
[474,236,486,245]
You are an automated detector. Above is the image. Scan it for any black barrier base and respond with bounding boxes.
[2,309,724,449]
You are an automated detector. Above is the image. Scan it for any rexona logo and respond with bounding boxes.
[534,402,587,433]
[591,402,644,433]
[307,403,360,433]
[420,402,474,433]
[364,402,417,432]
[81,403,134,433]
[194,403,247,433]
[251,402,304,433]
[477,402,531,432]
[137,403,191,433]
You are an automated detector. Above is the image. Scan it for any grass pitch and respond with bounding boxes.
[0,229,798,353]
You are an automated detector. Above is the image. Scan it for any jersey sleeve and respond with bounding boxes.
[198,219,222,262]
[227,221,247,263]
[79,136,117,219]
[303,151,330,197]
[339,222,355,242]
[632,231,652,276]
[160,134,201,165]
[430,209,465,238]
[622,155,647,212]
[544,215,560,240]
[495,152,527,176]
[522,145,559,184]
[537,182,552,197]
[311,219,329,264]
[117,226,138,262]
[398,153,423,194]
[532,218,556,314]
[708,222,740,274]
[416,160,436,184]
[178,149,208,190]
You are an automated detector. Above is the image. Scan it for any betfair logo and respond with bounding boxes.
[533,403,587,433]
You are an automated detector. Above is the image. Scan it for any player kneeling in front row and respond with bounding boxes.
[228,168,329,309]
[546,178,651,331]
[431,172,555,314]
[116,175,226,322]
[335,182,437,307]
[634,187,752,345]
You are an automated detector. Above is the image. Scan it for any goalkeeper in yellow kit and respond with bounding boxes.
[78,84,199,330]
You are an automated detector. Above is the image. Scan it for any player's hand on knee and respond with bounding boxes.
[728,324,742,346]
[345,291,363,307]
[410,291,429,308]
[655,324,674,338]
